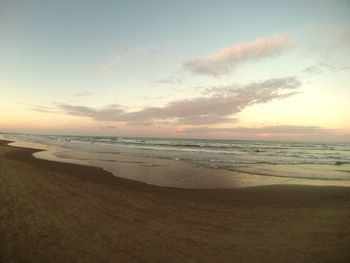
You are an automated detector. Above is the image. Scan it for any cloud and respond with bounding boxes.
[320,63,349,73]
[29,105,60,114]
[179,125,349,140]
[73,91,92,97]
[150,76,184,85]
[182,125,334,135]
[34,77,300,126]
[93,45,131,75]
[184,35,294,76]
[55,103,124,121]
[93,44,162,75]
[329,26,350,47]
[303,65,323,74]
[99,125,116,129]
[303,62,349,74]
[341,28,350,45]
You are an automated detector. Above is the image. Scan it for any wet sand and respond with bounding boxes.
[1,140,350,262]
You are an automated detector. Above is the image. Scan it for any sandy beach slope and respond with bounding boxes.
[0,140,350,262]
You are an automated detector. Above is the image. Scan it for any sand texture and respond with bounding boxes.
[1,140,350,262]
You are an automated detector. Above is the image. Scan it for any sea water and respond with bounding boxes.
[3,133,350,187]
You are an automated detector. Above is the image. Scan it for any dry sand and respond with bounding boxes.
[0,140,350,262]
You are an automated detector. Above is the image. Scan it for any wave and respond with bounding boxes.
[5,133,350,168]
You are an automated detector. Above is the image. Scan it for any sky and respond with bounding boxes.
[0,0,350,141]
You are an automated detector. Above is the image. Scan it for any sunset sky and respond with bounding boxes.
[1,0,349,141]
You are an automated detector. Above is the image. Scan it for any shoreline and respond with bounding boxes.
[2,137,350,189]
[5,138,348,202]
[3,138,349,201]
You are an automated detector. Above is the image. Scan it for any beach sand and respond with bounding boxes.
[1,140,350,262]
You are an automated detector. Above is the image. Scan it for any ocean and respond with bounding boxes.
[3,133,350,188]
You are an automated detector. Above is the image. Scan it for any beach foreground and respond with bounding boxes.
[0,140,350,262]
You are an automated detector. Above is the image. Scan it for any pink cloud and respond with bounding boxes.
[185,35,294,75]
[33,77,300,126]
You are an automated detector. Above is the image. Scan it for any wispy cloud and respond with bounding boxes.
[33,77,300,126]
[327,26,350,47]
[73,91,92,97]
[179,125,348,140]
[29,105,60,114]
[340,27,350,45]
[303,65,323,74]
[150,75,184,85]
[93,44,162,75]
[184,35,294,76]
[182,125,334,135]
[55,103,124,121]
[99,125,116,129]
[93,44,131,75]
[303,62,349,75]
